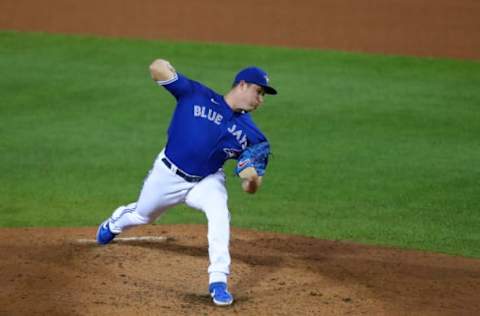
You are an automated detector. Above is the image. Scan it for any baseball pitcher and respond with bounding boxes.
[96,59,277,306]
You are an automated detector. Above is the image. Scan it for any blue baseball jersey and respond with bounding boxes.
[158,73,268,177]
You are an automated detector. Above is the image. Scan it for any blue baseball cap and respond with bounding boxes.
[233,66,277,95]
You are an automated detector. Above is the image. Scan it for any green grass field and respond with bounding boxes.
[1,31,479,257]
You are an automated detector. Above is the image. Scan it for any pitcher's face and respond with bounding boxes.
[239,82,265,112]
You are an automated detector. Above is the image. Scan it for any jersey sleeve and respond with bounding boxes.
[242,113,269,146]
[156,72,194,100]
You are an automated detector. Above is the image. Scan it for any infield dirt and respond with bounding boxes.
[1,1,480,315]
[1,0,480,59]
[1,225,480,315]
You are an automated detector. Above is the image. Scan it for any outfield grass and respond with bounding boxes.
[1,31,479,257]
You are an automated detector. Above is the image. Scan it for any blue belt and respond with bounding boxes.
[161,157,203,183]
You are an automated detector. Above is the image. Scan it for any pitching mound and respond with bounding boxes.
[1,225,479,315]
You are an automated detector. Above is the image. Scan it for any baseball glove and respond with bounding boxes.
[235,141,270,176]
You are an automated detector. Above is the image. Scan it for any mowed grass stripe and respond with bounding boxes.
[1,31,479,257]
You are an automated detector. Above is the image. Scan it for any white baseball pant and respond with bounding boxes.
[107,149,231,284]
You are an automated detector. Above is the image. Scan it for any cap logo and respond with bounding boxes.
[264,75,270,83]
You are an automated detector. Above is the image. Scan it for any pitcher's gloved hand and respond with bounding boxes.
[235,141,270,176]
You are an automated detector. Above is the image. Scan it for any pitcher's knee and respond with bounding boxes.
[204,204,230,220]
[130,212,152,225]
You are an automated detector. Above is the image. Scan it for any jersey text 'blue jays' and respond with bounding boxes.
[158,73,268,177]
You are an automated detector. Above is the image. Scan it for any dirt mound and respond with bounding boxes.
[1,225,479,315]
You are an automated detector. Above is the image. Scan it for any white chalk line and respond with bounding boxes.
[74,236,169,244]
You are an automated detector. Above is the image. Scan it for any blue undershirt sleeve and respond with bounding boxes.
[156,73,194,100]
